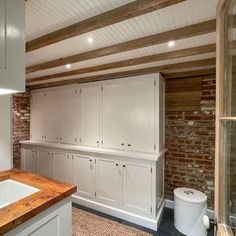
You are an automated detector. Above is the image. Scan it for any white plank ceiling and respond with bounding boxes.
[26,0,218,85]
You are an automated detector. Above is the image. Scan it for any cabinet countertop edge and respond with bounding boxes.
[20,140,166,162]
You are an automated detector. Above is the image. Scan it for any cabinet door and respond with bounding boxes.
[31,92,46,141]
[62,88,80,144]
[80,86,100,147]
[102,83,127,150]
[128,78,155,153]
[22,149,38,174]
[73,155,94,198]
[95,158,121,207]
[54,152,72,183]
[38,150,55,179]
[45,90,62,143]
[122,161,152,216]
[0,0,25,92]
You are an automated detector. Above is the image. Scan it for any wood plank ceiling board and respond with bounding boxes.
[26,22,216,74]
[26,0,186,52]
[27,44,216,83]
[26,53,216,83]
[26,32,216,80]
[26,0,218,67]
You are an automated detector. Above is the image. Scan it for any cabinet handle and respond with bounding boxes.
[89,159,92,162]
[128,144,131,147]
[97,141,99,144]
[60,137,62,140]
[123,164,126,168]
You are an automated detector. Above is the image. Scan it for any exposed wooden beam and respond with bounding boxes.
[163,68,216,79]
[26,0,185,52]
[27,44,216,83]
[26,19,216,74]
[27,58,216,89]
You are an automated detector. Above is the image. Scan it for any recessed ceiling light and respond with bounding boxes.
[87,37,94,44]
[168,40,175,47]
[66,64,71,69]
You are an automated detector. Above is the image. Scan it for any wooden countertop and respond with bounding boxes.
[0,169,77,235]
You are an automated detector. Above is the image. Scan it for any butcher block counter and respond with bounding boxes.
[0,169,76,236]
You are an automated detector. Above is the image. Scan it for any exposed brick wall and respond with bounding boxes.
[12,91,31,169]
[165,75,216,209]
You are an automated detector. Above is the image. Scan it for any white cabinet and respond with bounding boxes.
[0,0,25,92]
[128,78,155,154]
[80,86,100,147]
[61,88,80,144]
[122,161,152,216]
[73,155,94,198]
[38,150,55,179]
[22,148,38,174]
[54,152,73,183]
[102,82,127,150]
[31,92,47,141]
[95,158,121,207]
[45,90,62,143]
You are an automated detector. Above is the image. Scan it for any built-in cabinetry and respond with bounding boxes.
[24,74,165,230]
[30,74,165,154]
[0,0,25,92]
[21,143,164,230]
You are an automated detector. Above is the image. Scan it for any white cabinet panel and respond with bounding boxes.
[0,0,25,92]
[128,78,155,153]
[123,161,152,216]
[96,158,121,207]
[62,88,80,144]
[22,149,38,174]
[80,86,100,147]
[73,155,94,198]
[45,90,62,143]
[102,83,127,150]
[54,152,72,183]
[32,92,46,141]
[38,150,55,179]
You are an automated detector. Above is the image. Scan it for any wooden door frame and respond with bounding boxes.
[216,0,234,235]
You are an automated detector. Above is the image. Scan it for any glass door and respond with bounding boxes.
[216,0,236,235]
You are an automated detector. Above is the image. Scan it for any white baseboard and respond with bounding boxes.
[72,195,164,231]
[164,199,215,219]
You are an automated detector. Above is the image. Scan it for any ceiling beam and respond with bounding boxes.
[26,0,185,52]
[27,43,216,83]
[163,68,216,79]
[26,19,216,74]
[27,58,216,89]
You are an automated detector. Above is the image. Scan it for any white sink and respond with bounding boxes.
[0,179,39,208]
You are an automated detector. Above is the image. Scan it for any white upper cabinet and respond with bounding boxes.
[30,74,165,155]
[45,90,63,143]
[80,85,100,147]
[0,0,25,92]
[62,88,80,144]
[31,91,47,141]
[128,77,155,154]
[102,82,127,150]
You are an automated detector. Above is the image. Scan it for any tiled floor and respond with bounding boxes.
[73,204,215,236]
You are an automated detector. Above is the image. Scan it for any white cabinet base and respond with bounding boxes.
[6,197,72,236]
[72,195,164,231]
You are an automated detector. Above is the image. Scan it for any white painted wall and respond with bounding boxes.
[0,95,12,170]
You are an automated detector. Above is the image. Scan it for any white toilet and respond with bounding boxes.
[174,187,207,236]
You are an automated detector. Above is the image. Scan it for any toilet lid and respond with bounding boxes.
[174,187,207,203]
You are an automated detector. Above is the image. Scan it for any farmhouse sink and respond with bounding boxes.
[0,179,39,209]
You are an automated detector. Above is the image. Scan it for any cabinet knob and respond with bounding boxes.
[121,143,124,146]
[97,141,99,144]
[89,159,92,162]
[123,164,126,168]
[116,163,119,166]
[60,137,62,140]
[128,144,131,147]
